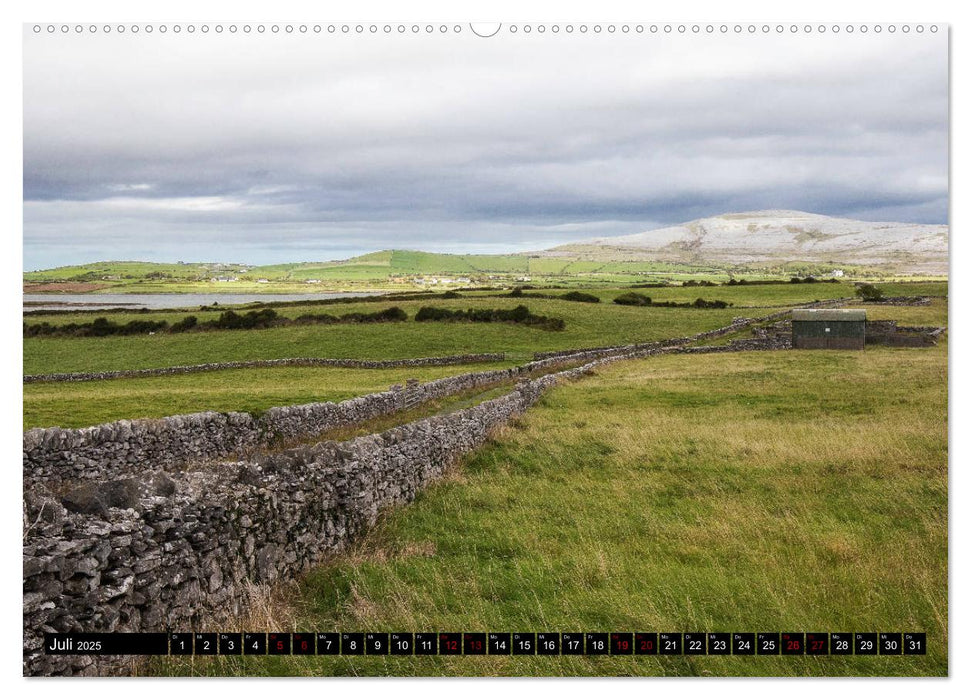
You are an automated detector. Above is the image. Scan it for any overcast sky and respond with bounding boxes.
[22,26,948,270]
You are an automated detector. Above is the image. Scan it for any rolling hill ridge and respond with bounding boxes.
[543,210,948,274]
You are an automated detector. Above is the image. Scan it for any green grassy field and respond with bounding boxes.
[24,260,214,281]
[22,362,516,430]
[863,300,950,326]
[24,272,948,677]
[24,283,948,433]
[23,282,946,378]
[23,281,945,327]
[22,295,741,428]
[27,254,942,293]
[22,252,703,283]
[696,298,949,349]
[151,338,947,677]
[23,301,745,375]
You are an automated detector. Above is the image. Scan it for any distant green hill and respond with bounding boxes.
[25,246,927,295]
[25,211,948,292]
[24,260,215,281]
[24,250,540,283]
[255,250,534,280]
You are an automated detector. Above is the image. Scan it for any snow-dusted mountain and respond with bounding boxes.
[546,210,948,273]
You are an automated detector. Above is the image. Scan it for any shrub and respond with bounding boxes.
[119,319,169,335]
[442,290,462,299]
[414,304,564,331]
[415,306,451,322]
[855,283,885,301]
[88,317,113,336]
[505,304,530,322]
[614,292,652,306]
[384,306,409,322]
[338,306,408,323]
[293,312,340,324]
[560,291,600,303]
[23,316,170,337]
[169,315,198,333]
[24,305,409,338]
[211,308,278,330]
[650,298,731,309]
[691,298,730,309]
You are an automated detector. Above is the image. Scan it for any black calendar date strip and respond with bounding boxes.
[43,633,169,656]
[44,632,927,656]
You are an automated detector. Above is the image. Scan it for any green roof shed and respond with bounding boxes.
[791,309,866,349]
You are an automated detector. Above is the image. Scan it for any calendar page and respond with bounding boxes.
[21,20,948,679]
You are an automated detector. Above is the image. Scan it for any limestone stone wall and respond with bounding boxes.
[23,361,546,484]
[24,353,506,384]
[532,315,765,361]
[865,320,945,347]
[25,314,797,486]
[863,296,932,306]
[22,357,627,676]
[26,310,849,676]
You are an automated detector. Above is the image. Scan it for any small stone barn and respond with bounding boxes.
[791,309,866,350]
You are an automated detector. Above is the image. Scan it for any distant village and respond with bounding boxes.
[96,259,847,288]
[171,261,537,287]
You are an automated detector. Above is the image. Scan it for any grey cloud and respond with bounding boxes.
[23,29,948,268]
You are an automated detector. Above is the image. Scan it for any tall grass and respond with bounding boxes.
[152,340,947,677]
[22,363,514,430]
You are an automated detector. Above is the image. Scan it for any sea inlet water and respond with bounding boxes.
[23,292,383,312]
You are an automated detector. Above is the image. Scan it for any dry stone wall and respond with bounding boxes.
[24,312,818,488]
[679,336,791,354]
[864,320,945,347]
[532,313,783,361]
[22,358,619,676]
[897,326,947,336]
[863,296,933,306]
[31,312,793,486]
[24,309,855,676]
[531,300,857,362]
[24,353,505,384]
[22,361,558,485]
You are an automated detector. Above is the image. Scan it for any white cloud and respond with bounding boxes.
[100,196,245,212]
[106,183,154,192]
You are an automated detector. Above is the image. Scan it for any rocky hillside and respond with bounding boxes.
[545,210,948,274]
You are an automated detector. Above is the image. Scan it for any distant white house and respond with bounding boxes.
[305,279,321,284]
[829,269,845,278]
[211,276,239,282]
[516,276,532,282]
[415,277,456,285]
[256,278,270,284]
